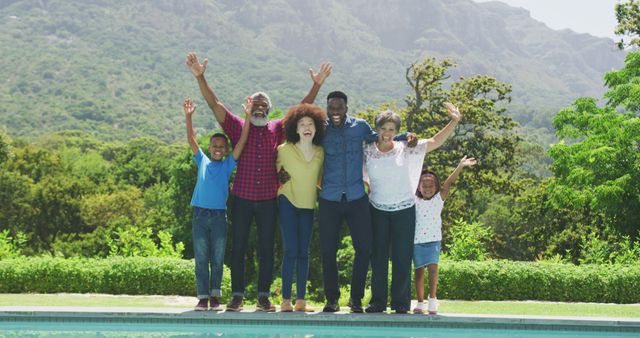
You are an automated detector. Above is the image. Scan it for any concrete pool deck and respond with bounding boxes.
[1,306,640,333]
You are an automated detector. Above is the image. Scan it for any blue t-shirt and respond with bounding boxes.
[190,148,237,210]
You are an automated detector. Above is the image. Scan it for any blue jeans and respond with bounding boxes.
[278,195,314,300]
[192,207,228,299]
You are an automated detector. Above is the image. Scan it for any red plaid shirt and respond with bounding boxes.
[221,108,284,201]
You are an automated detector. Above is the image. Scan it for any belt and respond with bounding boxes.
[193,206,226,217]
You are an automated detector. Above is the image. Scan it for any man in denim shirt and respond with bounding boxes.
[319,91,414,313]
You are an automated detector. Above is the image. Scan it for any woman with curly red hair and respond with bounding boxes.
[277,103,326,312]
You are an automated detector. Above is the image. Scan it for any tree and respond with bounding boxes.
[615,0,640,49]
[401,58,521,195]
[549,97,640,238]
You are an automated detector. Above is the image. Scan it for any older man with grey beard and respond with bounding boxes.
[186,52,331,312]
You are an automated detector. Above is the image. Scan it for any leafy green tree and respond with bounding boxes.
[615,0,640,49]
[549,96,640,237]
[401,57,521,199]
[0,130,10,165]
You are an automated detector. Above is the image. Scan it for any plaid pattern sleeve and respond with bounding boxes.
[229,118,284,201]
[220,107,244,147]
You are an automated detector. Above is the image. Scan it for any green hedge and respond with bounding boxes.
[1,257,638,303]
[438,260,640,303]
[0,257,199,296]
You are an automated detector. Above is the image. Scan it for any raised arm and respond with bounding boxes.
[301,62,332,104]
[232,97,252,160]
[183,99,199,156]
[186,52,227,124]
[441,156,476,200]
[426,102,461,152]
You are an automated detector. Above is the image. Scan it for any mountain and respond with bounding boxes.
[0,0,625,142]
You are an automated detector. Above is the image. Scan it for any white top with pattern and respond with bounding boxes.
[364,140,428,211]
[414,192,444,244]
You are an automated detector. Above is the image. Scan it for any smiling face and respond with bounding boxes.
[208,136,229,161]
[251,96,270,127]
[418,174,439,199]
[296,116,316,142]
[377,121,397,143]
[327,97,347,127]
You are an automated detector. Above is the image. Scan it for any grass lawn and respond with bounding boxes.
[0,294,638,318]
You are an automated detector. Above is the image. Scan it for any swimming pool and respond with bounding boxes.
[1,311,639,338]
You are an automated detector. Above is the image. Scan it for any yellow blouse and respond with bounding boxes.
[276,142,324,209]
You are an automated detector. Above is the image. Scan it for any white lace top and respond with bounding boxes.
[364,140,428,211]
[414,192,444,244]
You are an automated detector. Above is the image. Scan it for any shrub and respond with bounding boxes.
[446,219,493,260]
[0,257,230,300]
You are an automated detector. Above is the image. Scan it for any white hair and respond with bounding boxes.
[250,91,272,109]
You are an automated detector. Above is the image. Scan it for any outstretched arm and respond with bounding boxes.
[186,52,227,124]
[441,156,476,200]
[426,102,461,152]
[183,99,199,156]
[301,62,332,104]
[232,97,252,160]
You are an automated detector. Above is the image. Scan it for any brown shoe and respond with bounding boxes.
[280,299,293,312]
[194,298,208,311]
[226,296,243,312]
[294,299,314,312]
[256,296,276,312]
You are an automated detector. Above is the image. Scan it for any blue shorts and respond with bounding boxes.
[413,241,441,269]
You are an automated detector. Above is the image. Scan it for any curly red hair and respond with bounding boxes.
[282,103,327,145]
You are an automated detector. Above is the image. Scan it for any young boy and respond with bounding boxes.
[183,97,251,311]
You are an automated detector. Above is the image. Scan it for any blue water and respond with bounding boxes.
[0,321,637,337]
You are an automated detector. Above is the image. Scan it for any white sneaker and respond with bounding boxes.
[413,301,425,314]
[427,297,438,315]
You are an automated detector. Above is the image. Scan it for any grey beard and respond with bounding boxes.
[251,116,269,127]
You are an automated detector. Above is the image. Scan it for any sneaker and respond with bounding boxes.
[257,296,276,312]
[427,297,438,315]
[295,299,314,312]
[209,296,223,311]
[364,304,384,313]
[226,296,243,312]
[280,299,293,312]
[413,302,425,314]
[322,300,340,312]
[348,298,363,313]
[194,298,208,311]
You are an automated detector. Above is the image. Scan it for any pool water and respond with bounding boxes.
[1,321,637,338]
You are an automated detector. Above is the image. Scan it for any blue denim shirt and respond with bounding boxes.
[320,116,374,202]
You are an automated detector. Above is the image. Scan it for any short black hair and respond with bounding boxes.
[210,132,229,145]
[327,91,348,104]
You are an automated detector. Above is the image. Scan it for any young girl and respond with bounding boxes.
[413,156,476,315]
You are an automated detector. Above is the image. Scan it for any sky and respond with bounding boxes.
[473,0,619,39]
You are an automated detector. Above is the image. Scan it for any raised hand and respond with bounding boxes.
[443,102,461,122]
[185,52,208,77]
[183,98,196,116]
[309,62,333,86]
[242,96,253,122]
[459,155,477,167]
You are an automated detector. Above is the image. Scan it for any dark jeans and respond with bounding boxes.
[230,196,277,297]
[278,195,314,300]
[192,207,228,299]
[319,194,372,302]
[369,205,416,311]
